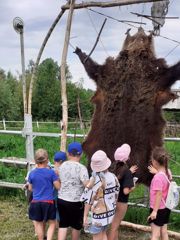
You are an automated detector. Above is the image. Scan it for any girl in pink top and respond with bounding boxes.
[148,147,171,240]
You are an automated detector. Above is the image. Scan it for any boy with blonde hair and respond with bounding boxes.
[28,148,60,240]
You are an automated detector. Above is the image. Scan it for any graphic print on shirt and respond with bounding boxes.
[81,172,119,226]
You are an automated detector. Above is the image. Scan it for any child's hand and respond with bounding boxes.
[148,165,157,175]
[22,183,28,190]
[147,210,157,222]
[130,165,138,174]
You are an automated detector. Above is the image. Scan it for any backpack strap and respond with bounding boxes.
[158,171,171,184]
[158,172,171,206]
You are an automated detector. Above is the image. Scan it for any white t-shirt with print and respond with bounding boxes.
[81,171,120,226]
[58,160,89,202]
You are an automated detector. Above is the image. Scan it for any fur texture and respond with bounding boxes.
[75,27,180,185]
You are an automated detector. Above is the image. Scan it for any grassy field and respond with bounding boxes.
[0,134,179,183]
[0,132,179,237]
[0,197,177,240]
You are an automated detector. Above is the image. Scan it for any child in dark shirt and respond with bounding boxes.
[28,148,60,240]
[108,144,138,240]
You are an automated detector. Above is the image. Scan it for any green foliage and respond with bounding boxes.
[163,110,180,123]
[31,58,93,121]
[0,69,22,120]
[32,58,61,120]
[0,59,94,122]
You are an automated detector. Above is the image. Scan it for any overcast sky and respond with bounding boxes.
[0,0,180,90]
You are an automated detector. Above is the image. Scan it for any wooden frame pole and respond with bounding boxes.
[62,0,165,10]
[60,0,75,151]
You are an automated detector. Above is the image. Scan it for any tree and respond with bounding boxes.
[0,69,21,120]
[32,58,60,120]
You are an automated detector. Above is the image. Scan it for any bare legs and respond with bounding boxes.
[151,223,169,240]
[93,230,108,240]
[108,202,128,240]
[58,228,68,240]
[47,220,56,240]
[35,221,44,240]
[58,228,80,240]
[160,224,169,240]
[72,228,80,240]
[34,220,55,240]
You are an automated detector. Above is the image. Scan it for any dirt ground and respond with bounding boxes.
[0,198,173,240]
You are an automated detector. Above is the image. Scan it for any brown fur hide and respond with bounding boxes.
[75,28,180,185]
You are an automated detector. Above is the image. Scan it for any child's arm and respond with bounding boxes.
[83,203,91,228]
[53,180,61,190]
[148,190,162,220]
[129,165,138,174]
[123,186,135,195]
[28,183,33,192]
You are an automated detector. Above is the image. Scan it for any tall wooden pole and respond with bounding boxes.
[62,0,165,10]
[60,0,75,151]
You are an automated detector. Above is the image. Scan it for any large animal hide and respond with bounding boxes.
[74,27,179,185]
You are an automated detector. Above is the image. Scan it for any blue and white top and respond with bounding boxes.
[81,171,120,226]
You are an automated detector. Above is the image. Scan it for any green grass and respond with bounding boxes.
[0,197,178,239]
[0,133,179,233]
[1,196,176,240]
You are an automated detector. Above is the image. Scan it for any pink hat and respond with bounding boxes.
[91,150,111,172]
[114,144,131,162]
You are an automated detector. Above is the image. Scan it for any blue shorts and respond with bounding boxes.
[29,201,56,222]
[84,224,108,234]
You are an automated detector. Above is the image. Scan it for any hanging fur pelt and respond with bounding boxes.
[74,27,179,185]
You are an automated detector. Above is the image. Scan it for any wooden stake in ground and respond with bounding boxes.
[60,0,75,151]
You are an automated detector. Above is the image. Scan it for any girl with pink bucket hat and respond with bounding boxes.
[108,144,138,240]
[80,150,120,240]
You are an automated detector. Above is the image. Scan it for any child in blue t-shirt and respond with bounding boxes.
[28,148,60,240]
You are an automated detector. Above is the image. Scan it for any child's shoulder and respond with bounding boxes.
[154,172,168,181]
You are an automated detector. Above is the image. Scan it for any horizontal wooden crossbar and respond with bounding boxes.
[0,181,24,189]
[121,221,180,239]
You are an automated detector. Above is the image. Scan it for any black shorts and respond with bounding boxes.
[57,198,84,230]
[29,201,56,222]
[149,208,171,227]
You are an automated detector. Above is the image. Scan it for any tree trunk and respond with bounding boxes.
[60,0,75,151]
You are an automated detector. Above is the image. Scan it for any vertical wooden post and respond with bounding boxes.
[36,121,39,130]
[3,119,6,130]
[60,0,75,151]
[77,96,84,130]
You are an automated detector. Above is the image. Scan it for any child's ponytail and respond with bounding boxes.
[152,147,170,179]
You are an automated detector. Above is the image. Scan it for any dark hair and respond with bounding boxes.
[152,147,170,179]
[110,161,128,180]
[69,149,81,157]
